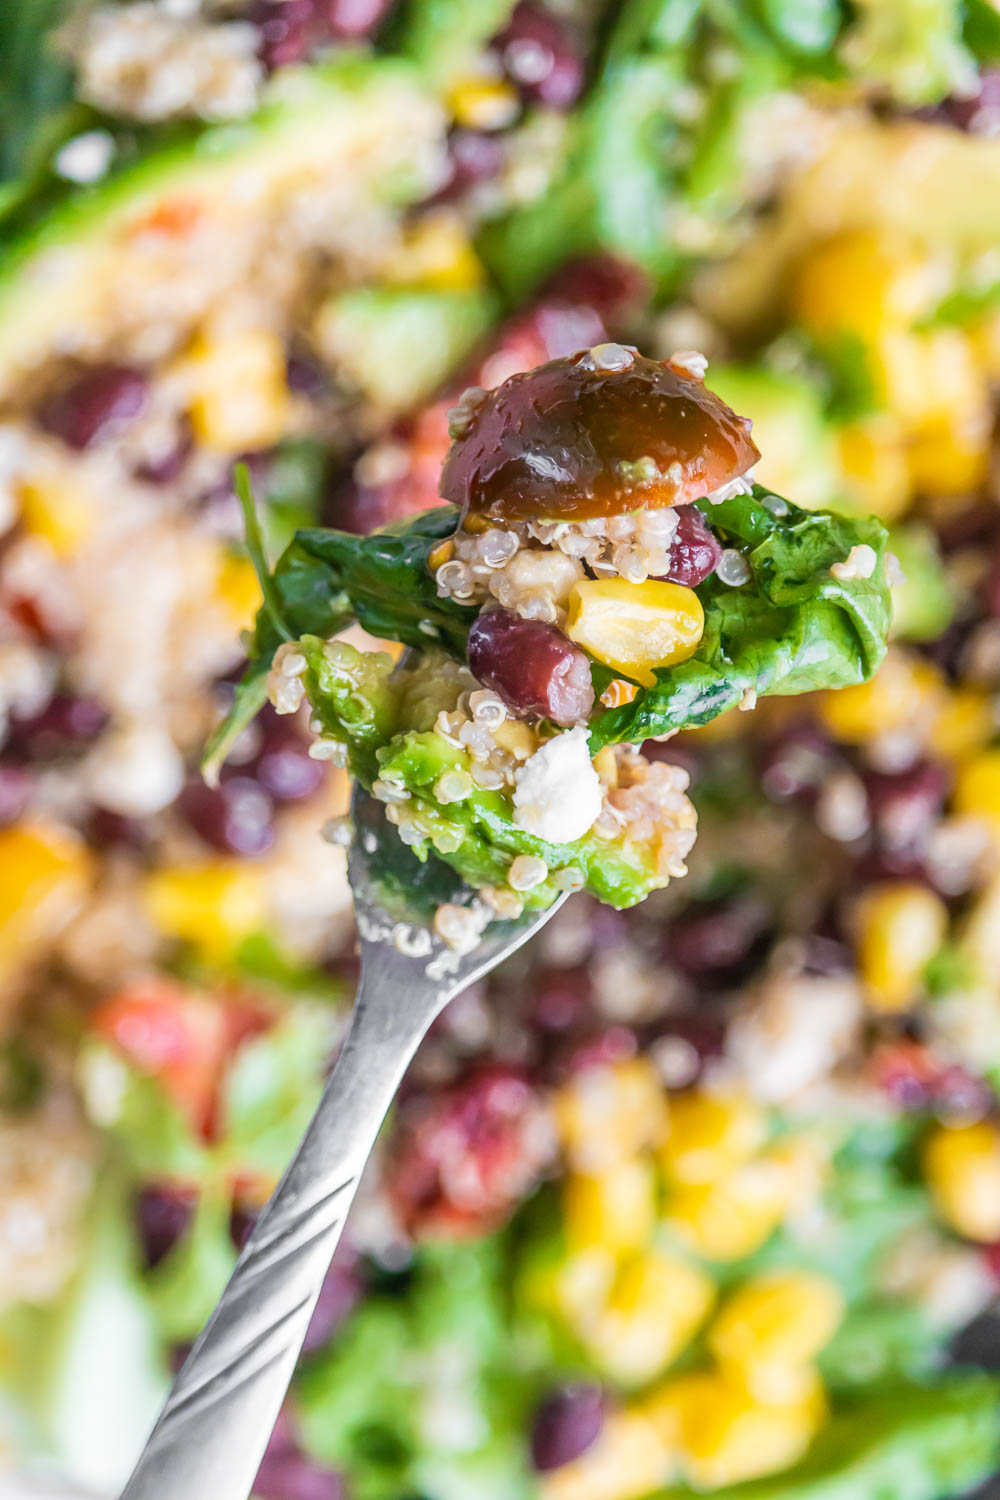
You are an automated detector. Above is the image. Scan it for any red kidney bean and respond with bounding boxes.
[134,421,193,485]
[253,707,326,803]
[937,70,1000,133]
[496,3,586,110]
[39,365,149,449]
[251,0,315,68]
[430,129,507,205]
[757,722,838,804]
[660,503,722,586]
[8,694,108,762]
[178,776,276,856]
[0,763,33,826]
[136,1184,197,1271]
[467,609,594,725]
[531,1384,605,1472]
[322,0,393,38]
[667,894,772,982]
[863,760,950,851]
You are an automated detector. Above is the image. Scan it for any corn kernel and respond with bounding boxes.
[971,309,1000,380]
[709,1271,844,1402]
[540,1408,675,1500]
[385,211,484,291]
[927,689,996,762]
[0,823,92,983]
[817,649,943,744]
[143,861,267,964]
[580,1249,715,1386]
[877,327,989,438]
[789,230,936,344]
[551,1247,617,1327]
[555,1058,668,1172]
[592,745,618,786]
[428,537,455,572]
[836,418,911,521]
[660,1091,767,1187]
[666,1157,791,1262]
[564,1158,657,1256]
[492,718,537,760]
[854,881,948,1013]
[906,420,991,497]
[18,476,96,557]
[924,1120,1000,1242]
[448,74,520,131]
[567,579,705,688]
[959,873,1000,983]
[668,1369,826,1490]
[215,550,262,627]
[954,748,1000,832]
[183,329,289,453]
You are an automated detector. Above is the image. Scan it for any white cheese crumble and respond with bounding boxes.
[830,543,877,582]
[512,727,603,844]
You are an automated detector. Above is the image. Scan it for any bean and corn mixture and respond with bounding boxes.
[4,4,1000,1500]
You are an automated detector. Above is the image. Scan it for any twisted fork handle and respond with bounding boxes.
[120,949,444,1500]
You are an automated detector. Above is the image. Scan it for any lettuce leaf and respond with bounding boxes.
[205,490,891,778]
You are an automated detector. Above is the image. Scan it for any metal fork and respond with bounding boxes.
[120,782,566,1500]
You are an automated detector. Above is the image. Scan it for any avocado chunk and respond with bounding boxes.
[0,55,445,395]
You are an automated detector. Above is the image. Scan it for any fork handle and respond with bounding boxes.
[120,951,442,1500]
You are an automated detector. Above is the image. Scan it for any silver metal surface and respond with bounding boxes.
[119,782,565,1500]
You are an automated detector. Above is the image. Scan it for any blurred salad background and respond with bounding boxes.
[4,2,1000,1498]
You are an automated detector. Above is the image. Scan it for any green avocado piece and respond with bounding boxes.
[0,54,441,394]
[315,285,499,416]
[887,523,955,643]
[298,636,667,909]
[709,365,842,513]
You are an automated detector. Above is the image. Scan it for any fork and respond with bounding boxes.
[120,781,567,1500]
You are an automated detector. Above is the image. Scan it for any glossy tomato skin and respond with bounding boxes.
[439,350,758,524]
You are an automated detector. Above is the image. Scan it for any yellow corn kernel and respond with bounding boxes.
[708,1272,844,1402]
[566,578,704,688]
[551,1247,618,1327]
[0,823,92,983]
[959,873,1000,983]
[854,881,948,1013]
[906,420,991,497]
[143,861,267,964]
[592,744,618,787]
[184,329,289,453]
[666,1158,791,1262]
[564,1158,657,1256]
[924,1120,1000,1242]
[817,649,943,744]
[215,551,262,627]
[660,1091,767,1187]
[540,1407,675,1500]
[669,1369,826,1490]
[836,418,911,521]
[580,1250,715,1386]
[954,748,1000,832]
[971,309,1000,380]
[427,537,455,572]
[385,211,484,291]
[927,689,996,762]
[492,718,537,760]
[554,1057,668,1172]
[448,74,520,131]
[18,476,96,557]
[788,230,936,344]
[877,327,989,438]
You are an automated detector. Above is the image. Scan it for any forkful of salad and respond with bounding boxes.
[122,348,894,1500]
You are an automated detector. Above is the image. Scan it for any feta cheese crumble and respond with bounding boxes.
[512,727,603,844]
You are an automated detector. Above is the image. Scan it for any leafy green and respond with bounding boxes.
[399,0,518,86]
[839,0,978,107]
[0,0,76,185]
[207,491,891,786]
[144,1188,235,1344]
[296,1236,537,1500]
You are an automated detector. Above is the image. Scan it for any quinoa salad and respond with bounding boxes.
[4,5,1000,1500]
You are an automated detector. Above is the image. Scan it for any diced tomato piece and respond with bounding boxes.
[93,977,230,1138]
